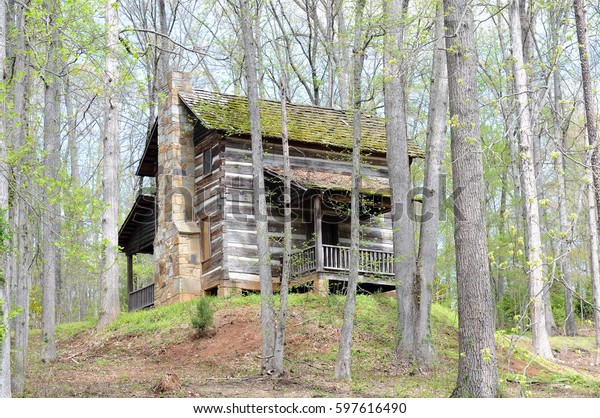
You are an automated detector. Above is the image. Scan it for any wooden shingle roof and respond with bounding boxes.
[179,90,424,157]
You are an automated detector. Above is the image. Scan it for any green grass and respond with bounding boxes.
[105,299,197,336]
[56,320,96,341]
[39,293,600,397]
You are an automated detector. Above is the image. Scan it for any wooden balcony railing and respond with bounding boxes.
[290,246,317,278]
[288,244,394,278]
[128,283,155,312]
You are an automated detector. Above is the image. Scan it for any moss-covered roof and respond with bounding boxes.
[179,90,424,157]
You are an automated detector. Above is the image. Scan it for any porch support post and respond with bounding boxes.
[127,253,134,311]
[314,194,323,272]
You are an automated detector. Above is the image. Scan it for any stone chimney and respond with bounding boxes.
[154,72,202,305]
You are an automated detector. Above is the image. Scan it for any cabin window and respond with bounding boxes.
[201,218,211,261]
[203,147,212,176]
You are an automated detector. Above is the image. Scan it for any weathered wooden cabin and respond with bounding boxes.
[118,72,424,311]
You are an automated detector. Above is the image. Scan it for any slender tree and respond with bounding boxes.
[509,0,553,360]
[238,0,276,374]
[553,67,577,337]
[40,0,62,362]
[97,0,121,330]
[574,0,600,364]
[383,0,418,362]
[273,79,291,376]
[335,0,367,380]
[10,0,33,393]
[0,0,11,397]
[445,0,498,397]
[414,2,448,364]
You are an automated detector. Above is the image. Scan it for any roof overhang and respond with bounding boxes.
[264,167,391,216]
[136,119,158,177]
[118,193,156,254]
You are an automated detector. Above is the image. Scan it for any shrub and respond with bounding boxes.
[191,298,214,337]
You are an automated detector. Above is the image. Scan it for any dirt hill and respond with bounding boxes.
[22,294,600,397]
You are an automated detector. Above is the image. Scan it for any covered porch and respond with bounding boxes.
[265,167,397,293]
[118,190,157,311]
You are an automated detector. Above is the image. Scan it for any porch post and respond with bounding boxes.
[314,195,323,272]
[127,253,134,311]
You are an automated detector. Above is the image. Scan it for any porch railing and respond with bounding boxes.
[288,244,394,278]
[290,246,317,278]
[323,244,394,276]
[128,283,155,312]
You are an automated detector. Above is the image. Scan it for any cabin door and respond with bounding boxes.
[322,222,339,245]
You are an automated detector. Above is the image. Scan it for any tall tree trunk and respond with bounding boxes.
[274,80,291,376]
[445,0,498,397]
[336,1,350,109]
[586,172,600,365]
[157,0,169,80]
[553,71,576,336]
[41,0,61,362]
[414,3,447,364]
[496,171,508,328]
[523,2,557,337]
[238,0,275,374]
[383,0,418,363]
[335,0,366,380]
[10,0,31,393]
[97,0,121,330]
[0,0,11,397]
[574,0,600,364]
[509,0,553,360]
[65,76,79,186]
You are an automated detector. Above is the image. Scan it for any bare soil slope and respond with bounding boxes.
[23,295,600,398]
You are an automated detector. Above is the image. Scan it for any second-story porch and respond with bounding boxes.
[266,168,397,294]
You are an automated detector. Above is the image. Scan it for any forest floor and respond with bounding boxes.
[22,294,600,398]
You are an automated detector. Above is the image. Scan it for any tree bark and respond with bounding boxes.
[444,0,498,397]
[383,0,418,363]
[274,79,291,376]
[586,171,600,365]
[574,0,600,364]
[335,0,366,380]
[40,0,62,362]
[65,76,80,186]
[157,0,170,80]
[239,0,275,374]
[509,0,553,360]
[0,0,11,397]
[97,0,121,330]
[553,71,576,336]
[414,3,447,364]
[10,0,31,393]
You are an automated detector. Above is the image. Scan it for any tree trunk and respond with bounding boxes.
[509,0,553,359]
[10,0,31,393]
[414,3,447,364]
[65,76,80,186]
[336,1,350,109]
[238,0,275,374]
[553,71,576,336]
[444,0,498,397]
[157,0,169,80]
[586,170,600,365]
[574,0,600,364]
[0,0,11,397]
[97,0,121,330]
[40,0,62,362]
[383,0,418,363]
[496,172,507,328]
[335,0,366,380]
[274,80,291,376]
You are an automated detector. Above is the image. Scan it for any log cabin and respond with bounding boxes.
[118,71,424,311]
